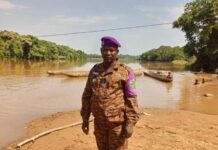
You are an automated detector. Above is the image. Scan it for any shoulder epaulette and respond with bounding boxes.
[93,62,102,68]
[122,64,132,71]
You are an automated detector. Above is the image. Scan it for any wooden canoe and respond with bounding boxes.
[47,69,143,78]
[64,71,89,77]
[143,70,173,82]
[47,70,65,75]
[47,70,88,77]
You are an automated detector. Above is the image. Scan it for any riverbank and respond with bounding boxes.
[7,108,218,150]
[5,73,218,150]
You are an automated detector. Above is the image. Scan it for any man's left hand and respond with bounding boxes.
[82,120,89,135]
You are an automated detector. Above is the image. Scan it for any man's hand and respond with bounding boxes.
[123,124,133,138]
[82,120,89,135]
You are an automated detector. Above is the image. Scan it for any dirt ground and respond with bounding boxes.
[6,73,218,150]
[6,109,218,150]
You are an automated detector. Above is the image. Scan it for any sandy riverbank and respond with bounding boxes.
[6,109,218,150]
[6,73,218,150]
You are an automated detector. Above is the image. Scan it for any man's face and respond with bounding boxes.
[101,46,119,63]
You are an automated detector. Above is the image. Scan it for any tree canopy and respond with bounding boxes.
[0,30,87,60]
[139,46,187,62]
[173,0,218,71]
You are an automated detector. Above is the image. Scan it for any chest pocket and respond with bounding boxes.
[107,72,125,90]
[90,70,126,97]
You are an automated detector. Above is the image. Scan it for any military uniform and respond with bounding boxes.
[81,60,139,150]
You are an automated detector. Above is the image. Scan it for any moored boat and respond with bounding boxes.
[64,71,89,77]
[143,70,173,82]
[47,69,143,77]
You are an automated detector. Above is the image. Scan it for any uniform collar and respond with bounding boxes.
[113,59,120,70]
[101,59,120,75]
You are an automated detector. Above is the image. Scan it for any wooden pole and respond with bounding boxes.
[16,119,93,149]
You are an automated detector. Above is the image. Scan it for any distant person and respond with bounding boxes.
[202,78,205,84]
[167,71,173,79]
[194,79,199,85]
[81,36,139,150]
[215,68,218,78]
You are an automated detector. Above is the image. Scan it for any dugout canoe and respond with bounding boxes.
[47,70,88,77]
[47,70,65,75]
[64,71,89,77]
[143,70,173,82]
[47,69,143,77]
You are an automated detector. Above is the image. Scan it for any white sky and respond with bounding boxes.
[0,0,192,55]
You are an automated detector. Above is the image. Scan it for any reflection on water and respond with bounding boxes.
[0,60,217,148]
[0,59,87,76]
[140,61,188,71]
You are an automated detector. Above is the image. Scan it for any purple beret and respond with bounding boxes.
[101,36,121,48]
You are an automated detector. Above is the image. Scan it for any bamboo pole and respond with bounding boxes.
[16,119,93,149]
[15,111,149,149]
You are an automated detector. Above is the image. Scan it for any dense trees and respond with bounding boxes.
[173,0,218,71]
[118,54,138,61]
[139,46,188,62]
[88,54,139,62]
[0,31,87,60]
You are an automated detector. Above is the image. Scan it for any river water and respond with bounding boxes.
[0,60,218,149]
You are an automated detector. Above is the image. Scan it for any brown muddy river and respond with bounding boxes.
[0,60,218,148]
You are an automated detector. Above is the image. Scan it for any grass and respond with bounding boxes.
[172,60,188,65]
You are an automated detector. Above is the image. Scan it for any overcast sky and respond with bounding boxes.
[0,0,192,55]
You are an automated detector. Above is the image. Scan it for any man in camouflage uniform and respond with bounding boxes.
[81,36,139,150]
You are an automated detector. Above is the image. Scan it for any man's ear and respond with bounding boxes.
[117,49,119,54]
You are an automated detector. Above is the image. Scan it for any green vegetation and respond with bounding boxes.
[87,54,139,62]
[88,54,101,59]
[0,30,87,60]
[172,60,188,65]
[119,54,139,61]
[86,54,102,62]
[139,46,188,62]
[173,0,218,71]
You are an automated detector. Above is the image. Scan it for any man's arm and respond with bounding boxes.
[81,71,92,121]
[123,69,139,138]
[125,96,139,126]
[80,70,93,134]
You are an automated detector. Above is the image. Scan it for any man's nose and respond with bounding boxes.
[104,50,111,55]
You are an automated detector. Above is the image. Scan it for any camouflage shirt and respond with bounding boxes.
[81,60,139,126]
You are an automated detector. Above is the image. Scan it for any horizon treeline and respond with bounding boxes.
[139,46,190,62]
[0,30,87,60]
[0,30,191,64]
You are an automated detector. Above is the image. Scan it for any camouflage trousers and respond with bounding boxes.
[94,120,128,150]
